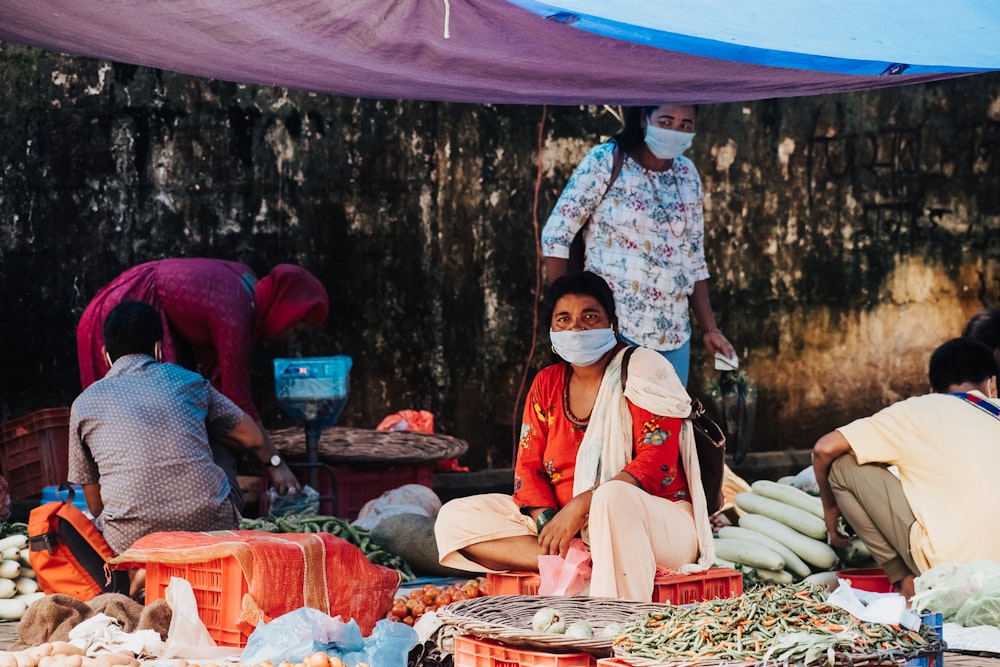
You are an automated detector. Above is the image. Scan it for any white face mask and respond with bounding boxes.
[550,328,617,367]
[644,125,695,160]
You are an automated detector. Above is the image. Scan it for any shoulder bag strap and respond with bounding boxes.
[951,392,1000,420]
[620,345,638,391]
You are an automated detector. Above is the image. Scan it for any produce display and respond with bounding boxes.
[0,524,44,621]
[614,583,939,665]
[0,642,139,667]
[387,579,488,625]
[239,514,415,581]
[713,480,873,584]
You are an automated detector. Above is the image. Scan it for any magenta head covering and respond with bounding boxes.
[253,264,329,341]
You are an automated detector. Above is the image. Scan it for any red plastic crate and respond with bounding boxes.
[261,460,435,519]
[144,556,250,647]
[454,635,594,667]
[0,408,70,499]
[486,567,742,604]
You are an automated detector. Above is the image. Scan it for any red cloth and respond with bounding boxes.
[511,362,689,511]
[110,530,400,635]
[77,259,328,419]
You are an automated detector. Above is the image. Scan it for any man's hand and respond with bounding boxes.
[268,462,302,496]
[824,505,852,548]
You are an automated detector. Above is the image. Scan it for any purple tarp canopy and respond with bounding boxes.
[1,0,998,104]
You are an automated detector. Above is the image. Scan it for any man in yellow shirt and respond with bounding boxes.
[813,338,1000,600]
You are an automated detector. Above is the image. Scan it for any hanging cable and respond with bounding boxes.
[511,104,548,463]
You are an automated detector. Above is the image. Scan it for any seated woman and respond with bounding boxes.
[434,272,715,602]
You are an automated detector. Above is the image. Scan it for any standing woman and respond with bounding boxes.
[435,272,715,602]
[542,104,735,385]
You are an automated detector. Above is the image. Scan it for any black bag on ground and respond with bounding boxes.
[709,370,758,465]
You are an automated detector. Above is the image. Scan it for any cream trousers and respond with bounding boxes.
[434,480,698,601]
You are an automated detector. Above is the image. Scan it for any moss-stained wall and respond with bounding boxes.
[2,43,999,469]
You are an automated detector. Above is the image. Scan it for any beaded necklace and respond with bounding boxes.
[561,366,591,427]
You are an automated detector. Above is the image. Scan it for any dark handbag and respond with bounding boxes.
[567,143,625,274]
[621,347,727,515]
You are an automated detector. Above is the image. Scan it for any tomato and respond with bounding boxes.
[409,589,423,599]
[435,592,452,607]
[410,601,427,617]
[391,600,408,617]
[451,589,469,601]
[423,583,441,594]
[401,615,416,626]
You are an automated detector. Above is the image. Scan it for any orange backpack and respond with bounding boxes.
[27,484,129,601]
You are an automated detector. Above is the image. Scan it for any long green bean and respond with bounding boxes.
[615,582,938,664]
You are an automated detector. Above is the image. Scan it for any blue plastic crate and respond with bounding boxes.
[905,611,943,667]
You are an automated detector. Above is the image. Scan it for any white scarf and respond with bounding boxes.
[572,347,716,572]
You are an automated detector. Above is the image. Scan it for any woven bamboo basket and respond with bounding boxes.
[268,425,468,464]
[435,594,672,657]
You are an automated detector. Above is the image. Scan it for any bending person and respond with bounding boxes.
[813,338,1000,600]
[434,272,715,602]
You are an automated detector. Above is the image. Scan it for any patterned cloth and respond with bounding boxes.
[541,142,709,351]
[68,354,245,554]
[511,355,690,511]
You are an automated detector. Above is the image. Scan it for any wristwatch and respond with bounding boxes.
[268,454,283,468]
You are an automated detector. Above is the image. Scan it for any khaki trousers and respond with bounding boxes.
[828,454,919,583]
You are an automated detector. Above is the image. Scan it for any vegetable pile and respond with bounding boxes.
[614,583,939,665]
[0,524,44,621]
[239,514,415,581]
[0,642,139,667]
[713,480,873,584]
[387,579,488,625]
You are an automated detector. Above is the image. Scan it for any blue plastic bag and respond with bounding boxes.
[364,619,420,667]
[240,608,418,667]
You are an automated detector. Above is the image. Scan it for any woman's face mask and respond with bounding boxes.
[644,125,695,160]
[550,328,618,367]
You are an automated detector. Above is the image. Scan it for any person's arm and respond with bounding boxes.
[82,483,103,518]
[540,145,612,285]
[812,430,854,547]
[543,257,569,287]
[224,414,301,495]
[691,279,736,358]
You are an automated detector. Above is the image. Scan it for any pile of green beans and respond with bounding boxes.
[615,583,937,665]
[240,513,415,581]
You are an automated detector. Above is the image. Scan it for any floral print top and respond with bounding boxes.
[541,142,710,351]
[512,361,690,511]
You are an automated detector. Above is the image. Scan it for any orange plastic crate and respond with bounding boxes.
[454,635,594,667]
[0,407,70,499]
[485,568,742,604]
[144,556,250,647]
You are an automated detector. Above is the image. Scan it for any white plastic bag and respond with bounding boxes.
[162,577,241,660]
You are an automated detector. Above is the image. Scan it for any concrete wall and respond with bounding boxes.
[2,43,998,470]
